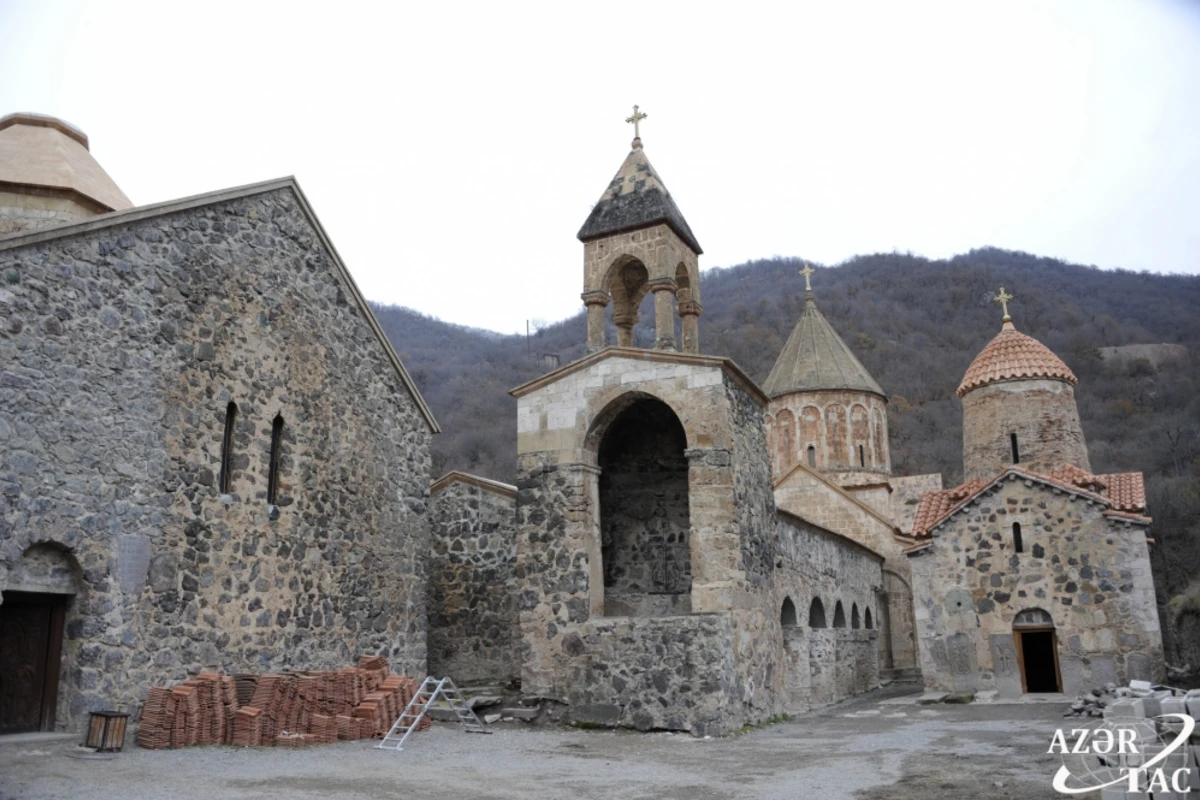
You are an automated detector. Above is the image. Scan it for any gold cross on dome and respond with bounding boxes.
[994,287,1014,321]
[626,105,647,139]
[800,263,815,292]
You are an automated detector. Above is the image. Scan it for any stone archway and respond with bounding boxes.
[595,396,691,617]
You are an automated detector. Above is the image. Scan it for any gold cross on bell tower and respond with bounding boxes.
[994,287,1014,323]
[626,105,647,145]
[799,263,816,292]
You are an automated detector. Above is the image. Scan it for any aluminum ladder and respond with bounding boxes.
[376,675,490,752]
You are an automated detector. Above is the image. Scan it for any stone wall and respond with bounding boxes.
[774,513,882,711]
[774,465,918,673]
[910,473,1163,695]
[562,613,736,736]
[961,379,1091,481]
[0,185,434,730]
[427,477,519,685]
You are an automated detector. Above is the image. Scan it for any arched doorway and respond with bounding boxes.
[0,543,80,733]
[597,396,691,616]
[1013,608,1061,693]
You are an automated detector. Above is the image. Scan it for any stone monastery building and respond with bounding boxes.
[0,111,1163,737]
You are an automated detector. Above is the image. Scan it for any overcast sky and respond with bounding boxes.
[2,0,1197,333]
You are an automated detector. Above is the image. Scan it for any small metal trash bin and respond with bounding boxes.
[85,711,130,752]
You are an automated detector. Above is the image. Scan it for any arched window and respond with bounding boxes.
[851,603,861,629]
[806,445,816,468]
[267,413,284,504]
[1013,608,1053,627]
[864,608,873,629]
[833,601,846,628]
[781,597,798,627]
[858,444,865,468]
[809,597,827,628]
[1012,522,1024,553]
[1010,432,1020,464]
[219,401,238,493]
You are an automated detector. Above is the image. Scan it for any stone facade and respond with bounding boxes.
[773,463,918,672]
[962,379,1090,482]
[427,473,519,685]
[766,389,890,481]
[909,472,1162,695]
[0,181,436,730]
[775,512,882,710]
[507,348,886,734]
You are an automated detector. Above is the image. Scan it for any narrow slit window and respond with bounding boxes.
[1010,432,1020,464]
[806,445,816,468]
[267,413,284,505]
[219,402,238,493]
[1013,522,1024,553]
[858,444,865,467]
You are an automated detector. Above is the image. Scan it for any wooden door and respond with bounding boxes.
[0,594,65,733]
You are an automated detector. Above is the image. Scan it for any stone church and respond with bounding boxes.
[0,110,1164,738]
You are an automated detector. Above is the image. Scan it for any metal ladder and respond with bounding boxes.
[376,676,490,752]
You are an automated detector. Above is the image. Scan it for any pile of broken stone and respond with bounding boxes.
[1064,680,1200,720]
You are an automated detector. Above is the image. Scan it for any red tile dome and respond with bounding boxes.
[957,322,1077,397]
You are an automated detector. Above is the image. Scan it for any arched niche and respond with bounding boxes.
[781,597,798,627]
[809,597,827,628]
[593,395,692,617]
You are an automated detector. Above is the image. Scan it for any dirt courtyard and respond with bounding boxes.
[0,689,1070,800]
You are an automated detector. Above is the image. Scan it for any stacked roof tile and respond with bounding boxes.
[911,466,1147,538]
[957,323,1077,397]
[137,656,423,749]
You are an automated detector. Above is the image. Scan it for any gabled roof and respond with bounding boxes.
[576,144,702,255]
[762,292,885,398]
[509,346,768,406]
[0,176,439,433]
[773,460,906,540]
[0,112,133,212]
[910,465,1147,540]
[958,320,1077,397]
[430,471,517,500]
[777,507,886,563]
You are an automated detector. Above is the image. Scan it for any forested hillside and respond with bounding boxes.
[371,247,1200,666]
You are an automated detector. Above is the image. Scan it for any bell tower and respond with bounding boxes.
[577,107,703,353]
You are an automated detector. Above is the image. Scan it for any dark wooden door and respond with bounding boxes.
[0,594,64,733]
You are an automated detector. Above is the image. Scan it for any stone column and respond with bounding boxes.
[613,311,637,348]
[679,300,702,354]
[647,278,678,351]
[581,291,609,353]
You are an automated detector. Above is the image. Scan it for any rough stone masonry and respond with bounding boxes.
[0,181,435,730]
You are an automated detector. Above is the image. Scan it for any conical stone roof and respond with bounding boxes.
[762,293,885,398]
[577,141,701,255]
[957,320,1077,397]
[0,112,132,212]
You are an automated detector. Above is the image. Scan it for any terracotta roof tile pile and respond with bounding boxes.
[911,465,1149,539]
[957,325,1078,397]
[137,655,424,750]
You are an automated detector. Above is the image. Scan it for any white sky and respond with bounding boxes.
[1,0,1197,333]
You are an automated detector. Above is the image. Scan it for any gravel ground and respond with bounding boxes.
[0,689,1068,800]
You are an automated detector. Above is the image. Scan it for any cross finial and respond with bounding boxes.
[993,287,1014,323]
[799,263,816,292]
[626,105,647,147]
